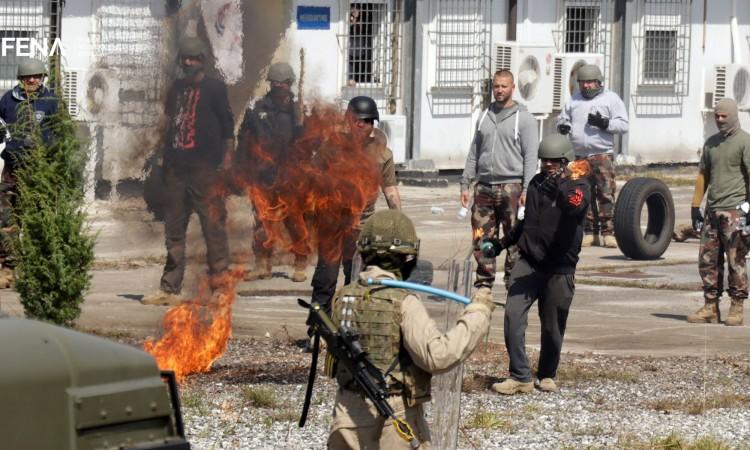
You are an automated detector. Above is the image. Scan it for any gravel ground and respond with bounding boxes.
[149,336,750,450]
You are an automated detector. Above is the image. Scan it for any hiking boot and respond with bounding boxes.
[244,257,272,281]
[581,234,599,247]
[725,298,744,326]
[602,235,618,248]
[491,378,534,395]
[291,255,307,283]
[536,378,558,392]
[687,300,721,324]
[141,290,183,306]
[0,267,14,289]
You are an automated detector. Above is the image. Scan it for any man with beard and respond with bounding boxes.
[687,98,750,326]
[142,36,234,306]
[239,62,310,283]
[461,69,539,293]
[557,64,628,248]
[310,96,401,314]
[0,57,58,288]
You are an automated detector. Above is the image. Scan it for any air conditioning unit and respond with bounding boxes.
[378,114,407,164]
[710,64,750,108]
[493,42,555,114]
[552,53,605,111]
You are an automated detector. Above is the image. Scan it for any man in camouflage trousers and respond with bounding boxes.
[688,98,750,326]
[461,70,538,291]
[557,64,628,248]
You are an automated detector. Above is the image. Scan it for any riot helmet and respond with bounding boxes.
[347,96,379,121]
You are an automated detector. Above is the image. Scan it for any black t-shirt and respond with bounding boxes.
[164,76,234,168]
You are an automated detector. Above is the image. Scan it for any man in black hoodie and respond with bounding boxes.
[481,134,590,395]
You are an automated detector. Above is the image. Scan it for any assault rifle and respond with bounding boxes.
[297,298,419,449]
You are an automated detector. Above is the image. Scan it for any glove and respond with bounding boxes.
[691,207,704,233]
[587,112,609,130]
[538,173,562,198]
[557,124,571,135]
[470,287,495,313]
[479,237,504,258]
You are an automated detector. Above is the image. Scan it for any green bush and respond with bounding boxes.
[11,94,94,326]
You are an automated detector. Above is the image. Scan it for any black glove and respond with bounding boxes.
[587,112,609,130]
[480,237,504,258]
[691,207,704,233]
[538,172,562,198]
[557,124,571,135]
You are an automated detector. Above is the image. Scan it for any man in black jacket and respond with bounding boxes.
[481,134,591,395]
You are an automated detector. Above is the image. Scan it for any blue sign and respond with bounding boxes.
[297,6,330,30]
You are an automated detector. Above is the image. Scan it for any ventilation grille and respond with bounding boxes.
[63,70,79,117]
[714,65,727,106]
[553,56,563,111]
[495,44,512,72]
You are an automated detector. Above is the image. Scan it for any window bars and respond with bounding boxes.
[0,0,57,92]
[553,0,613,84]
[633,0,691,95]
[344,1,402,114]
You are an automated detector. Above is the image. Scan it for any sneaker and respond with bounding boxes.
[491,378,534,395]
[536,378,558,392]
[602,235,617,248]
[141,290,183,306]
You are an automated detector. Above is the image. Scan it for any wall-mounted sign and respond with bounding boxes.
[297,6,330,30]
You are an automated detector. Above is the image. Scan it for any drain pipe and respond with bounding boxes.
[731,0,742,64]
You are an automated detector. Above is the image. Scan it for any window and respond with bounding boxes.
[553,1,612,83]
[0,0,54,92]
[563,6,600,53]
[643,29,676,84]
[347,2,386,85]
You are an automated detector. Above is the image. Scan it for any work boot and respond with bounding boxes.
[725,298,744,326]
[0,266,14,289]
[687,300,721,324]
[536,378,558,392]
[141,290,183,306]
[244,257,272,281]
[291,255,307,283]
[602,235,617,248]
[491,378,533,395]
[581,233,599,247]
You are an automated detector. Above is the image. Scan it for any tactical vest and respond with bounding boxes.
[331,282,432,407]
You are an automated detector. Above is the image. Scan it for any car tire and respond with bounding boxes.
[614,177,675,260]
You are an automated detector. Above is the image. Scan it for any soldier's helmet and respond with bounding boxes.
[577,64,603,83]
[267,62,296,83]
[358,210,420,259]
[347,96,379,121]
[538,134,575,163]
[16,57,46,78]
[178,36,207,59]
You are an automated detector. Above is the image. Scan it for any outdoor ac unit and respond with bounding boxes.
[493,42,555,114]
[552,53,605,111]
[378,114,407,164]
[711,64,750,108]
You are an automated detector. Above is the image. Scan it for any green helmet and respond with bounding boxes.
[16,57,46,78]
[358,210,420,257]
[267,62,296,83]
[178,36,207,58]
[577,64,603,83]
[538,134,575,162]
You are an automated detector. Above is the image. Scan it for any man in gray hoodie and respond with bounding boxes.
[461,69,539,291]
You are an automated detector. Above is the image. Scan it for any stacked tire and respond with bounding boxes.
[613,178,675,260]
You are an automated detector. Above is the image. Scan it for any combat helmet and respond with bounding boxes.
[16,57,46,78]
[577,64,603,83]
[178,36,207,59]
[267,62,296,83]
[538,134,575,163]
[358,210,420,278]
[347,96,379,121]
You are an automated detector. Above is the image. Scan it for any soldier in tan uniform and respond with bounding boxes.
[327,209,495,449]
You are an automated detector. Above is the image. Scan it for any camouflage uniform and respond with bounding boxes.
[471,182,522,288]
[583,154,616,236]
[698,210,748,302]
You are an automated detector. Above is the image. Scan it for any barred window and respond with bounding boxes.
[553,1,612,83]
[0,0,56,92]
[643,29,676,83]
[563,5,600,53]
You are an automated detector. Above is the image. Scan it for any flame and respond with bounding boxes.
[568,159,591,180]
[474,228,484,240]
[144,266,244,381]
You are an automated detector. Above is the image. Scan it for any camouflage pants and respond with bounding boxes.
[582,154,616,235]
[0,169,17,267]
[471,182,522,289]
[699,209,749,301]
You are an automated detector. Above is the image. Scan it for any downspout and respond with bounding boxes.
[702,0,706,53]
[507,0,517,41]
[731,0,742,63]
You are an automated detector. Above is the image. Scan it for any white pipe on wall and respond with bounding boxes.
[731,0,742,63]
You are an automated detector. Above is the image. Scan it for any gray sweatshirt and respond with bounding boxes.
[556,89,629,157]
[460,102,539,192]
